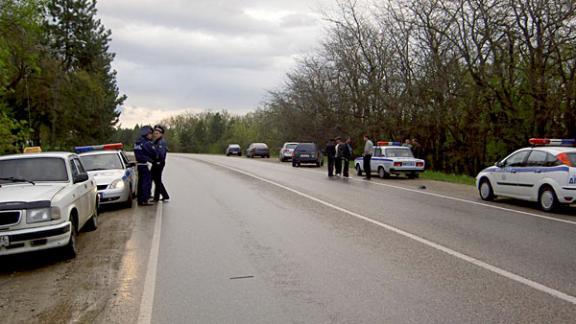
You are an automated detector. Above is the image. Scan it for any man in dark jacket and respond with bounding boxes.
[134,125,156,206]
[342,137,353,177]
[152,124,170,201]
[326,138,336,177]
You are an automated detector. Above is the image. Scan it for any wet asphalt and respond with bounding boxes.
[148,154,576,323]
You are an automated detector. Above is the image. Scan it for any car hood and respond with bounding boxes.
[0,184,66,204]
[87,170,125,186]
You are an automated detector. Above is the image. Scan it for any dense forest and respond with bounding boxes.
[116,0,576,176]
[0,0,124,153]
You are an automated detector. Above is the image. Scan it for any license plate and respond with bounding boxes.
[301,154,310,158]
[403,161,415,167]
[0,235,9,247]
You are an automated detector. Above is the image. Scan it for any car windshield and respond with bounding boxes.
[80,153,123,171]
[385,148,414,157]
[0,157,68,183]
[296,143,315,152]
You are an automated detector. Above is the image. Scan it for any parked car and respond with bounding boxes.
[279,142,299,162]
[246,143,270,158]
[226,144,242,156]
[0,152,99,258]
[77,143,137,208]
[292,143,323,167]
[476,138,576,212]
[355,141,425,179]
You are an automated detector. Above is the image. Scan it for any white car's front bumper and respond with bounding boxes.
[0,221,71,256]
[98,186,130,205]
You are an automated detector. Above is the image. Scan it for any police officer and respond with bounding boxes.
[134,125,156,206]
[152,124,170,201]
[363,134,374,180]
[326,138,336,177]
[342,137,353,177]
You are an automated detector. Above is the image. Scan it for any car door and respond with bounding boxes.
[120,151,136,193]
[371,147,381,174]
[494,150,530,196]
[71,158,92,224]
[523,150,559,200]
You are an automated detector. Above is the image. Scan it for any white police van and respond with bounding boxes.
[355,141,425,179]
[77,143,137,208]
[476,138,576,211]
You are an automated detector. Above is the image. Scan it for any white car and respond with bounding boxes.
[279,142,299,162]
[355,142,425,179]
[476,138,576,212]
[77,145,136,208]
[0,152,99,258]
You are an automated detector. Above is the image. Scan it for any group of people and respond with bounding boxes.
[325,136,354,178]
[134,125,170,206]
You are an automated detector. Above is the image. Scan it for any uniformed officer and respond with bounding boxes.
[342,137,353,177]
[152,125,170,201]
[326,138,336,177]
[363,134,374,180]
[134,125,156,206]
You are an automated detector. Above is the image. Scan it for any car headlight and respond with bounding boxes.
[109,178,125,190]
[27,208,52,223]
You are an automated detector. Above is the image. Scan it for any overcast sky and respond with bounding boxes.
[96,0,332,128]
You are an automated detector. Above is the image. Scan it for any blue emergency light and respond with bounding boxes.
[74,143,124,153]
[529,138,576,146]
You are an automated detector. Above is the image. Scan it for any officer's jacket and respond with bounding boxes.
[134,137,156,163]
[326,143,336,158]
[154,138,168,162]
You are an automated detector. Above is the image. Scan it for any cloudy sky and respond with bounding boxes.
[96,0,333,128]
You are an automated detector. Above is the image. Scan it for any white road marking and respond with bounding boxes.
[203,158,576,305]
[137,203,163,324]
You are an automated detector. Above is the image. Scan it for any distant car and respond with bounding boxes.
[292,143,324,167]
[279,142,299,162]
[476,138,576,212]
[246,143,270,158]
[226,144,242,156]
[355,141,425,179]
[77,144,136,208]
[0,152,99,258]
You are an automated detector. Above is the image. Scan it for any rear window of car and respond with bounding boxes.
[296,143,315,151]
[567,153,576,166]
[385,148,413,157]
[254,144,268,149]
[0,157,68,182]
[286,143,298,149]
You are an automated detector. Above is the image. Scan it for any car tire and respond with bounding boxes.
[62,218,78,259]
[124,189,134,208]
[479,178,495,201]
[84,201,99,232]
[378,167,390,179]
[538,186,558,212]
[356,165,363,176]
[316,161,321,167]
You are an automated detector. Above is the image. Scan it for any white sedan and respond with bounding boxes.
[78,146,136,208]
[476,138,576,211]
[0,152,99,258]
[355,142,425,179]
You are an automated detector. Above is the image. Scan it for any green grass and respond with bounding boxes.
[420,170,476,186]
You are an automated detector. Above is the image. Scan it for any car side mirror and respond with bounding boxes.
[127,161,136,167]
[74,173,89,183]
[495,161,505,168]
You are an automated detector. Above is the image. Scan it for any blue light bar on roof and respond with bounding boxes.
[74,143,123,153]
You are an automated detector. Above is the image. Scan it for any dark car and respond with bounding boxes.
[246,143,270,158]
[226,144,241,156]
[292,143,323,167]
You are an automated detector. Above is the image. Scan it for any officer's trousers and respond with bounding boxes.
[137,165,152,203]
[152,163,170,200]
[327,156,335,176]
[363,154,372,178]
[335,158,342,175]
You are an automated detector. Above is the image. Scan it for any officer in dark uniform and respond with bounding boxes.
[326,138,336,177]
[134,125,156,206]
[341,137,353,177]
[152,124,170,201]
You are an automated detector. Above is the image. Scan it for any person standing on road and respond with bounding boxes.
[134,125,156,206]
[334,137,343,176]
[326,138,336,177]
[342,137,353,178]
[363,135,374,180]
[152,125,170,202]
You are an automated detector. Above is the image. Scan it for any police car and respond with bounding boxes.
[355,141,425,179]
[476,138,576,211]
[77,143,136,208]
[0,152,98,258]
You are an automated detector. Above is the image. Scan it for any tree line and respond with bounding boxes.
[0,0,124,154]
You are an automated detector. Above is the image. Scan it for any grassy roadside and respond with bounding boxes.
[420,170,476,186]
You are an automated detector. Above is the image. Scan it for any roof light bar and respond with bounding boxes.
[529,138,576,146]
[75,143,124,153]
[377,141,401,146]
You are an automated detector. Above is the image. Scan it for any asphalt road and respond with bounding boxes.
[146,154,576,323]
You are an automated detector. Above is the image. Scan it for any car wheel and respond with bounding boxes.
[62,218,78,259]
[479,179,495,201]
[539,186,558,212]
[378,167,389,179]
[124,189,134,208]
[84,201,99,231]
[356,165,363,176]
[316,161,321,167]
